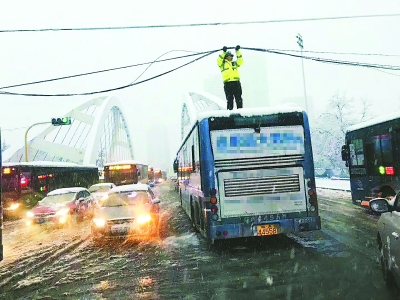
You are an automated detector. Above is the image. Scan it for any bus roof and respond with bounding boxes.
[346,110,400,133]
[2,161,97,168]
[196,105,305,123]
[103,160,148,167]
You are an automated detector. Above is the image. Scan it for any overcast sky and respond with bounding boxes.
[1,0,400,169]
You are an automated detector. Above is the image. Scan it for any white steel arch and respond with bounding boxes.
[180,91,225,141]
[3,96,134,166]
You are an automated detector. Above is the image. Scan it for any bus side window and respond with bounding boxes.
[365,143,375,175]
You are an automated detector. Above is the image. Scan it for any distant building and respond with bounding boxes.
[278,96,315,124]
[203,75,225,102]
[239,51,270,108]
[147,125,170,172]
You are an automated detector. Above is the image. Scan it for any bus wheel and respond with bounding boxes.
[190,202,199,233]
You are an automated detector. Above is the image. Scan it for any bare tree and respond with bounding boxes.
[1,139,9,153]
[311,91,373,170]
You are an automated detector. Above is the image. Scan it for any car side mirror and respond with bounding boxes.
[341,145,349,161]
[173,158,179,173]
[370,198,389,213]
[151,198,160,204]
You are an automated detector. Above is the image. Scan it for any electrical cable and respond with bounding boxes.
[241,47,400,70]
[2,47,399,92]
[129,50,200,84]
[0,49,219,96]
[1,14,400,32]
[2,46,400,97]
[0,51,205,90]
[268,49,400,57]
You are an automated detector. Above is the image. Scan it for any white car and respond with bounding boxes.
[88,183,117,203]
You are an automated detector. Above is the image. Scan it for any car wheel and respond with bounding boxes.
[380,244,395,286]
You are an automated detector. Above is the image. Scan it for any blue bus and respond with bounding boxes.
[341,111,400,207]
[174,107,321,245]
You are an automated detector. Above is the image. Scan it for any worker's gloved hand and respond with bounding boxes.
[235,45,240,51]
[222,46,228,52]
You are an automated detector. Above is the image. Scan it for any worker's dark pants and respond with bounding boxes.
[224,81,243,110]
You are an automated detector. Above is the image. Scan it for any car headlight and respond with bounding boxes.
[9,203,20,210]
[56,208,70,216]
[137,214,151,224]
[93,218,106,227]
[27,211,34,218]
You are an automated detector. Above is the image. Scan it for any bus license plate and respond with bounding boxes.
[257,224,279,236]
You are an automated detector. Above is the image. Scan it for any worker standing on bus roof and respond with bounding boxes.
[217,45,244,110]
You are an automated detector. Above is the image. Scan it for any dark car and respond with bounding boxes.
[25,187,95,226]
[370,195,400,288]
[91,183,160,240]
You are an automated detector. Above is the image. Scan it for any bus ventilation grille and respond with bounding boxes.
[224,174,300,197]
[214,155,303,169]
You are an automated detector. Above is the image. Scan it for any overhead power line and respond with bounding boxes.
[2,48,399,91]
[269,49,400,57]
[1,46,400,97]
[1,14,400,33]
[0,50,219,97]
[0,51,205,90]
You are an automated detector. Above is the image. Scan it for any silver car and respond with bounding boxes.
[91,184,160,241]
[370,197,400,288]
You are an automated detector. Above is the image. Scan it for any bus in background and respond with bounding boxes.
[104,160,148,186]
[1,161,99,219]
[148,167,164,184]
[341,111,400,207]
[174,106,320,245]
[154,168,163,183]
[148,166,154,182]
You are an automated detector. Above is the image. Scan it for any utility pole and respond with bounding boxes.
[25,117,72,162]
[296,33,309,114]
[24,122,51,162]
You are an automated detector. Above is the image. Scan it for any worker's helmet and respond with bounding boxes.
[225,51,233,58]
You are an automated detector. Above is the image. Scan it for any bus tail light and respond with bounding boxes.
[211,205,218,213]
[21,177,28,186]
[210,197,217,204]
[386,166,395,175]
[308,189,315,196]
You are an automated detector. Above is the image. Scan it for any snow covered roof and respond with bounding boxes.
[2,161,97,168]
[47,187,86,195]
[103,160,148,167]
[89,182,115,187]
[109,183,149,193]
[196,105,304,123]
[346,110,400,132]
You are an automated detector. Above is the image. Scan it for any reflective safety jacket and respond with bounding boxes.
[217,50,244,83]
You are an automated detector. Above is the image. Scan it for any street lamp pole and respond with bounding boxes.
[24,122,51,162]
[296,33,309,114]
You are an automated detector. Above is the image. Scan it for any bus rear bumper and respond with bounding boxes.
[209,216,321,241]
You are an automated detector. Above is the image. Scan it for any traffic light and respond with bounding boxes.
[51,117,71,126]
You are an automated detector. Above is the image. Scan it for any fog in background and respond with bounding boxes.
[1,0,399,172]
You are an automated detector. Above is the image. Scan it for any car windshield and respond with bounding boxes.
[110,190,151,205]
[40,193,75,205]
[100,195,129,207]
[89,185,112,193]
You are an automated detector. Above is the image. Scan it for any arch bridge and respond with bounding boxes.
[2,96,134,168]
